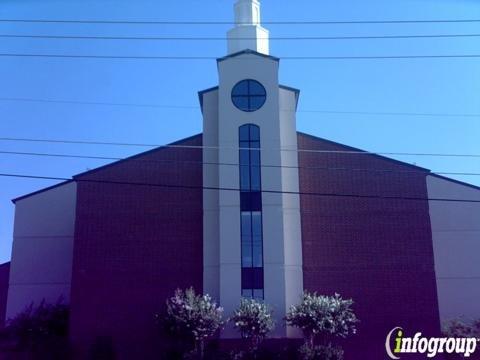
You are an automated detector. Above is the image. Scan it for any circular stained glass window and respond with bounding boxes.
[231,79,266,112]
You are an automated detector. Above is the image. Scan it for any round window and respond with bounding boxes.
[231,79,266,112]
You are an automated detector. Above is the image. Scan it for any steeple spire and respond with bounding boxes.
[227,0,270,55]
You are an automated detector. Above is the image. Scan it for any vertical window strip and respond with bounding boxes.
[239,124,264,300]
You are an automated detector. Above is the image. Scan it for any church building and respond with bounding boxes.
[4,0,480,358]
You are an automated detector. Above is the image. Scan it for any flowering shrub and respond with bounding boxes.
[285,292,358,359]
[232,298,275,354]
[164,287,224,359]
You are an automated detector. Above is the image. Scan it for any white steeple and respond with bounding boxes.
[227,0,270,55]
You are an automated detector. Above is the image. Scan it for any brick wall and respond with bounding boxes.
[69,135,203,358]
[0,262,10,327]
[298,132,440,359]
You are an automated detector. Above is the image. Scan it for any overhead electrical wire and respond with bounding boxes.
[1,33,480,41]
[0,18,480,25]
[0,97,479,118]
[1,137,479,158]
[1,53,479,60]
[0,149,478,177]
[1,172,479,203]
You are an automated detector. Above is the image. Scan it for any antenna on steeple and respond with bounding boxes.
[227,0,270,55]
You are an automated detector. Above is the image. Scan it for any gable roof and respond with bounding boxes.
[297,131,431,173]
[217,49,280,63]
[73,133,202,179]
[11,134,202,203]
[11,131,479,204]
[12,180,74,204]
[429,173,480,191]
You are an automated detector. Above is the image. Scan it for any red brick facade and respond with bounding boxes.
[68,132,440,359]
[0,262,10,328]
[70,135,203,358]
[298,133,441,358]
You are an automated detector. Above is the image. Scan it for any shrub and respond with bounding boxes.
[163,287,224,359]
[443,319,480,338]
[3,299,69,357]
[285,292,358,359]
[298,343,344,360]
[231,298,275,356]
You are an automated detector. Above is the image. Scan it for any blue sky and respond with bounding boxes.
[1,0,479,263]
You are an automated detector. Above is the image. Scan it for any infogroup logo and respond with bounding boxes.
[385,327,479,359]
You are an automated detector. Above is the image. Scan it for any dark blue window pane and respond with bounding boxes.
[252,213,262,236]
[240,141,250,150]
[239,149,250,165]
[239,125,250,142]
[252,243,262,267]
[233,80,249,96]
[250,167,261,191]
[232,80,266,112]
[242,289,253,298]
[252,268,264,289]
[242,268,254,289]
[249,80,266,96]
[241,192,262,211]
[250,96,266,111]
[249,125,260,141]
[250,150,260,166]
[242,242,253,267]
[240,171,250,191]
[241,212,251,234]
[233,96,249,111]
[253,289,264,300]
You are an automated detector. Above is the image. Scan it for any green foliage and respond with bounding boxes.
[443,319,480,338]
[231,298,275,355]
[286,291,357,360]
[232,298,275,340]
[3,299,70,358]
[298,343,344,360]
[163,287,224,359]
[285,292,358,342]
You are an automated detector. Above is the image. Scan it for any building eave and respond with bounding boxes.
[12,180,74,204]
[428,173,480,191]
[297,131,432,173]
[279,84,301,110]
[217,49,280,63]
[198,86,219,114]
[73,133,203,179]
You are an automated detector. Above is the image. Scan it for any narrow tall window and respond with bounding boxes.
[239,124,264,299]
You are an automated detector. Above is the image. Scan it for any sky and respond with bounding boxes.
[0,0,479,263]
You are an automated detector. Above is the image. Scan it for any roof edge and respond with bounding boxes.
[12,180,74,204]
[73,133,203,179]
[428,173,480,191]
[198,86,219,113]
[217,49,280,63]
[279,84,301,110]
[297,131,432,173]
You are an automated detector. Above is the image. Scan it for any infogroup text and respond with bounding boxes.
[386,327,479,359]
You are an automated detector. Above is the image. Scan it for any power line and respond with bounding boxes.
[0,97,199,109]
[0,18,480,25]
[1,53,480,60]
[1,97,479,119]
[2,172,479,203]
[1,149,478,177]
[2,33,480,41]
[1,137,479,158]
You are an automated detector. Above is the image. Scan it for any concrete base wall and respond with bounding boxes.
[6,182,76,321]
[427,175,480,322]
